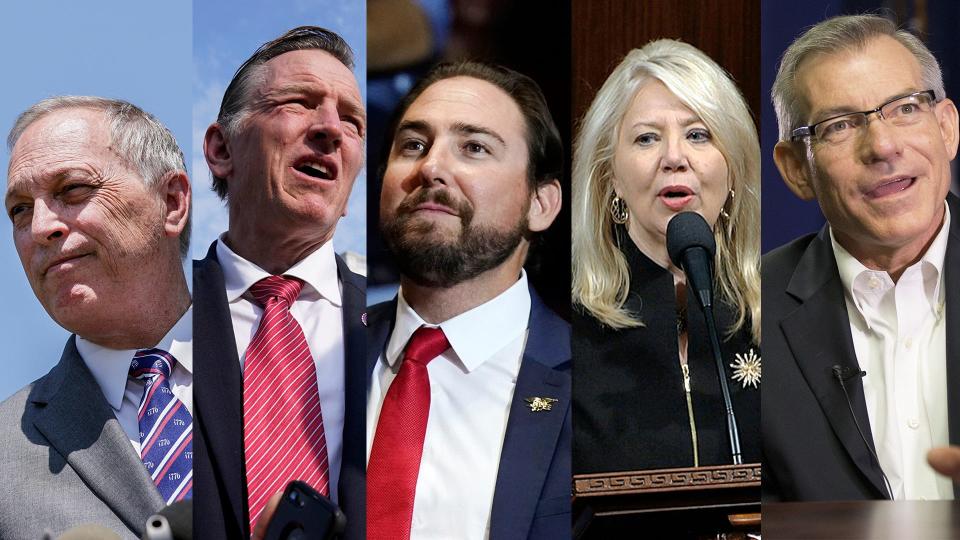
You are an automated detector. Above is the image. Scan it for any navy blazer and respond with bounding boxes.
[367,288,572,540]
[762,194,960,501]
[193,241,367,539]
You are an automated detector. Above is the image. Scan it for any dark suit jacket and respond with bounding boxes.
[367,288,572,540]
[193,242,367,539]
[762,194,960,501]
[0,337,164,540]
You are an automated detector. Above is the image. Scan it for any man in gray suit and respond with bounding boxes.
[0,97,191,539]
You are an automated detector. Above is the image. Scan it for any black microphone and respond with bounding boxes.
[666,212,741,465]
[142,500,192,540]
[831,365,893,499]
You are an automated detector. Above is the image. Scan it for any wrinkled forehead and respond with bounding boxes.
[257,49,362,101]
[793,36,923,122]
[403,76,526,139]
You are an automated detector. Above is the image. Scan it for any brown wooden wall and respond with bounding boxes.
[572,0,761,132]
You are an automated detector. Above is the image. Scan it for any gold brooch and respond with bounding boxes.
[525,397,558,412]
[730,349,761,389]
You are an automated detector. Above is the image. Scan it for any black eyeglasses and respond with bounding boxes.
[790,90,937,144]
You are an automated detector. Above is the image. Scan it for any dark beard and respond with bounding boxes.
[381,190,529,288]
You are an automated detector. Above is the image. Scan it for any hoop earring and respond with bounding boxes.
[610,195,629,224]
[719,189,735,221]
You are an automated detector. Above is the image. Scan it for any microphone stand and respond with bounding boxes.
[700,302,742,465]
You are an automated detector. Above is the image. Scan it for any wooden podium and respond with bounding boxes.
[573,463,761,539]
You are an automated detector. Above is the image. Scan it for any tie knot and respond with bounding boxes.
[130,348,176,380]
[250,275,304,308]
[404,326,449,366]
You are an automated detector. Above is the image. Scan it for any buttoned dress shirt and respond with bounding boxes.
[215,236,345,501]
[831,203,953,500]
[367,272,531,540]
[77,305,193,453]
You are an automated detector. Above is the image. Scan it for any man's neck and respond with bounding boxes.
[401,255,525,324]
[224,227,330,274]
[835,207,946,283]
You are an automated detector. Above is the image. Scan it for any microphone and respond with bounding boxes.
[142,500,192,540]
[831,365,893,499]
[666,212,742,465]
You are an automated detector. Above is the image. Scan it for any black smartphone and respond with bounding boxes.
[263,481,347,540]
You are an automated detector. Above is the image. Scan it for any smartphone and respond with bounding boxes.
[263,481,347,540]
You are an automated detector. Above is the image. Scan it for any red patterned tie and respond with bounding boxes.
[368,326,450,540]
[243,275,328,530]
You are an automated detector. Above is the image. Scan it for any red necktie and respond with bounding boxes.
[368,326,450,540]
[243,275,329,530]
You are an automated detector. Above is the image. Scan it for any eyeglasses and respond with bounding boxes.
[790,90,937,144]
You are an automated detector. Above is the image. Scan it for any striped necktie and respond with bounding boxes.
[243,275,329,530]
[129,348,193,503]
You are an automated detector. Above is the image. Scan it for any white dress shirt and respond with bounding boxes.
[77,305,193,453]
[367,271,531,540]
[216,236,346,501]
[831,203,953,500]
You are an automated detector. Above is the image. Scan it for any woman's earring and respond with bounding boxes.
[610,195,629,224]
[719,189,735,221]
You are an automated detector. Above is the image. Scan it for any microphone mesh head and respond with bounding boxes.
[666,212,716,268]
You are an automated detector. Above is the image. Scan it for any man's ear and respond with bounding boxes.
[935,97,960,160]
[528,179,562,232]
[159,170,191,239]
[204,122,233,181]
[773,141,816,201]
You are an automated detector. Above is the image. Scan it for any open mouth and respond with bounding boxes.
[294,161,334,180]
[658,185,695,210]
[866,176,916,199]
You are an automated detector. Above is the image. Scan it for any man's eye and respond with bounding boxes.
[897,103,919,115]
[400,140,425,154]
[823,119,852,135]
[464,142,489,155]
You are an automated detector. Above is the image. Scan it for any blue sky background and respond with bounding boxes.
[0,0,365,400]
[191,0,367,260]
[0,2,193,401]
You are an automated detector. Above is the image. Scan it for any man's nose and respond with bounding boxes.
[307,101,343,149]
[30,199,68,245]
[417,144,453,187]
[858,115,904,164]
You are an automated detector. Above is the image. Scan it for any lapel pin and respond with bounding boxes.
[361,312,368,327]
[730,348,761,389]
[525,397,558,412]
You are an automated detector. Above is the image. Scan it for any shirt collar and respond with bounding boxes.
[216,234,341,306]
[76,304,193,412]
[831,201,950,323]
[386,270,531,373]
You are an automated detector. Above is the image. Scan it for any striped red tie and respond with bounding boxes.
[243,275,328,530]
[368,326,450,540]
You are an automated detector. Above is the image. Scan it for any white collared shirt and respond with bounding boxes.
[77,305,193,452]
[831,202,953,500]
[216,236,345,502]
[367,271,531,540]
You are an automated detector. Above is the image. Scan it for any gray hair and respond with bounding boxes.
[7,96,190,257]
[213,26,355,199]
[772,14,946,142]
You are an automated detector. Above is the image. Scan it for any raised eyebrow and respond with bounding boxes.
[451,122,506,147]
[395,119,432,137]
[628,116,705,130]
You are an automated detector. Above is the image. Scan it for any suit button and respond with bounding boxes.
[907,419,919,429]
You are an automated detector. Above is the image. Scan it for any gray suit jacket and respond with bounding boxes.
[0,336,164,539]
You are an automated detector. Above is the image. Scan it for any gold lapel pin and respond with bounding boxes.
[730,348,761,389]
[525,397,558,412]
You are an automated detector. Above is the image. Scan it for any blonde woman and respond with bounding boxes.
[572,40,761,472]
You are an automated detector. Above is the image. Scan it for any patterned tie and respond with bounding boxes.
[129,348,193,504]
[243,275,329,530]
[368,326,450,540]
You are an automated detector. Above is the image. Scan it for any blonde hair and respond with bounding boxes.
[571,39,761,343]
